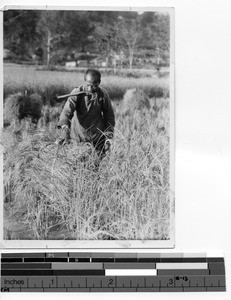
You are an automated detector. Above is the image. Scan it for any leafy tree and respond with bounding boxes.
[140,12,170,65]
[63,11,96,53]
[90,11,120,62]
[4,10,39,59]
[93,21,118,64]
[115,13,143,71]
[36,11,68,65]
[91,11,170,70]
[3,9,170,67]
[92,11,142,69]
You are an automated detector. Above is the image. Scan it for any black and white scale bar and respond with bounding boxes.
[0,253,226,292]
[1,275,226,292]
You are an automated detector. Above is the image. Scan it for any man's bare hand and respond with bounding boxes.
[55,125,71,146]
[104,139,112,153]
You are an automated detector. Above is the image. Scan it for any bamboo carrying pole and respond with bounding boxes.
[57,91,88,100]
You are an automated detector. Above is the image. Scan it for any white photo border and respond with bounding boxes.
[0,5,175,249]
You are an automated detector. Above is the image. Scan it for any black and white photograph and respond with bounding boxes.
[1,7,174,247]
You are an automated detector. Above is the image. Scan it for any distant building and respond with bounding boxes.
[90,58,108,67]
[65,61,76,67]
[77,60,88,67]
[101,61,107,67]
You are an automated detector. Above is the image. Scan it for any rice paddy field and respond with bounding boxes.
[2,63,173,241]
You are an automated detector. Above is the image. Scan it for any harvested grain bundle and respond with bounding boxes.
[122,88,150,115]
[4,92,43,125]
[152,97,169,112]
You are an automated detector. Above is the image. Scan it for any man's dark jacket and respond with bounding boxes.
[57,84,115,150]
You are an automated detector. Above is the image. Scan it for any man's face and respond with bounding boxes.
[85,74,100,93]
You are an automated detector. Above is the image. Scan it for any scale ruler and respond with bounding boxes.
[1,252,226,292]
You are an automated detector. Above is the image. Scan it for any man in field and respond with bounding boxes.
[55,69,115,160]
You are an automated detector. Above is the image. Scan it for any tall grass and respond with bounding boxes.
[3,98,170,240]
[3,63,171,240]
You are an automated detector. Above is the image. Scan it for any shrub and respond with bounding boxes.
[4,92,43,125]
[122,88,150,115]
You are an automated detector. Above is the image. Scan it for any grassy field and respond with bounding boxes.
[4,64,169,103]
[3,64,171,241]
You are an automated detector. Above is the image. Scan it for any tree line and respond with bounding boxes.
[4,10,170,69]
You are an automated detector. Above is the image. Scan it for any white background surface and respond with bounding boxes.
[1,0,231,299]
